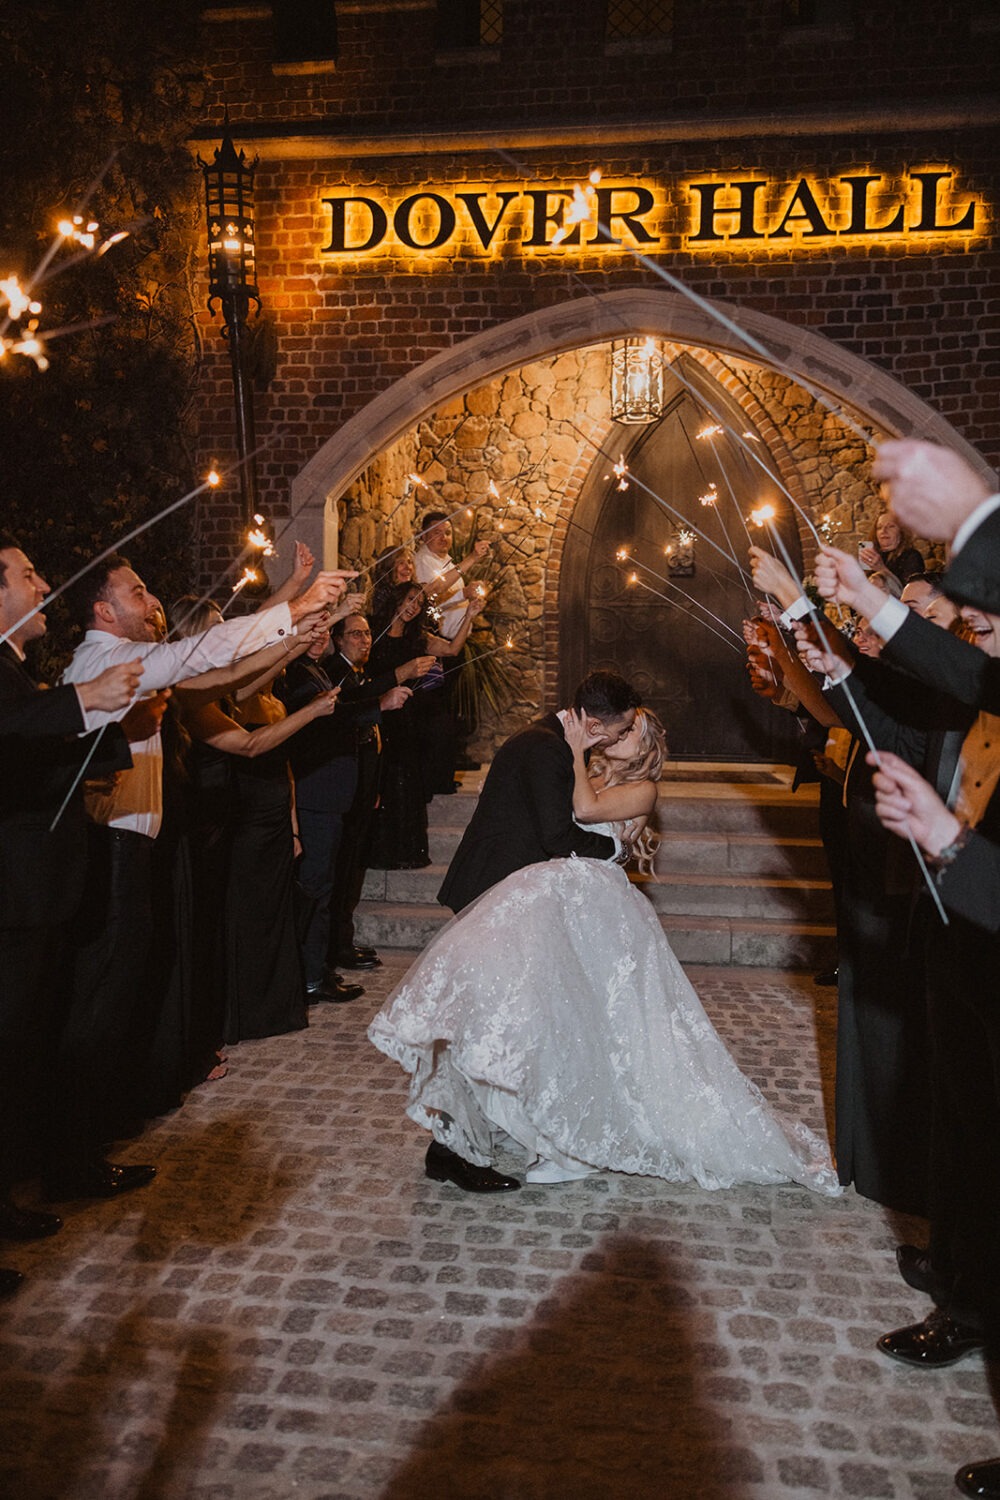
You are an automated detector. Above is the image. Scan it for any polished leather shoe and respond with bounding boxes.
[425,1140,520,1193]
[955,1458,1000,1498]
[307,975,364,1003]
[46,1159,157,1201]
[0,1267,24,1299]
[813,967,838,986]
[896,1243,943,1298]
[0,1199,62,1241]
[335,946,382,971]
[877,1309,985,1367]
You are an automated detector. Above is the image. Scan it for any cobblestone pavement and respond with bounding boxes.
[1,960,996,1500]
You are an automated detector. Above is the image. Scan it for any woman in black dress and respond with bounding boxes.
[859,511,925,590]
[368,582,483,868]
[171,601,339,1044]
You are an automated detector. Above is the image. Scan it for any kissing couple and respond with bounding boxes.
[369,670,839,1196]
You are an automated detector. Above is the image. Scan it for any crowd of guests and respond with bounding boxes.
[0,509,491,1300]
[744,440,1000,1499]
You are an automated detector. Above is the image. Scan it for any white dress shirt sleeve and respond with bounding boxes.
[63,601,295,725]
[867,595,909,643]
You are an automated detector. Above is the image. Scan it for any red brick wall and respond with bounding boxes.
[192,4,999,582]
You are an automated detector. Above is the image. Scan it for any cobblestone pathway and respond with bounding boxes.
[1,961,995,1500]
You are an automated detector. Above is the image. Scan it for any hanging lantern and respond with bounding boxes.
[610,337,664,424]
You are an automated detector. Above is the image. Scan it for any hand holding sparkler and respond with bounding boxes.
[121,689,171,744]
[748,546,802,611]
[872,440,992,541]
[76,658,145,714]
[793,620,853,679]
[380,685,413,712]
[290,570,358,622]
[396,655,437,684]
[813,544,886,618]
[869,750,964,859]
[331,591,367,624]
[305,686,341,721]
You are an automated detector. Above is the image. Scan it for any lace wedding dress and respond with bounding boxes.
[368,841,840,1195]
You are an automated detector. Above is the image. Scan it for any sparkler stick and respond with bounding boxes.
[568,420,755,583]
[0,435,286,650]
[618,551,744,643]
[686,426,756,605]
[624,574,742,656]
[750,507,949,924]
[48,726,108,833]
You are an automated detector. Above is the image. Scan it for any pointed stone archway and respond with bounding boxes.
[288,286,991,567]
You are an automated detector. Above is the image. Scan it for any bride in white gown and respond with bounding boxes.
[368,708,840,1196]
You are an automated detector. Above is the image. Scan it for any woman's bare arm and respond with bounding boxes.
[181,687,338,758]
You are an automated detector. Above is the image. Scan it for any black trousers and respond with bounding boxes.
[328,739,380,960]
[925,914,1000,1354]
[51,825,156,1158]
[0,923,70,1189]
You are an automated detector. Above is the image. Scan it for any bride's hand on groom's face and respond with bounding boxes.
[563,709,589,754]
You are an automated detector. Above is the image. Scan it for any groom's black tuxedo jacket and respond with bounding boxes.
[438,712,616,913]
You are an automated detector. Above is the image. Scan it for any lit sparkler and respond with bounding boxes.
[696,423,723,441]
[699,484,718,508]
[613,456,629,492]
[247,513,277,557]
[232,566,260,594]
[550,169,602,246]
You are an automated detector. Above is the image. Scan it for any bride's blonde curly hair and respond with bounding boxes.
[587,707,668,874]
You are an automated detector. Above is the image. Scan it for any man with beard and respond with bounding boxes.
[50,553,350,1198]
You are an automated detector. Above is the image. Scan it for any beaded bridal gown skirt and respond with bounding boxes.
[368,857,840,1195]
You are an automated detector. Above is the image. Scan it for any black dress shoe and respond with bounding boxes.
[334,946,382,971]
[46,1159,157,1201]
[424,1140,520,1193]
[896,1243,942,1298]
[0,1199,62,1241]
[0,1267,24,1299]
[956,1458,1000,1498]
[813,967,838,986]
[877,1309,985,1367]
[307,975,364,1003]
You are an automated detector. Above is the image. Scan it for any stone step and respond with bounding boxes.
[427,826,829,878]
[362,863,834,923]
[354,901,836,970]
[431,776,823,839]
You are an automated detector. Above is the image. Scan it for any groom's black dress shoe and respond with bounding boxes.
[307,975,364,1003]
[956,1458,1000,1498]
[46,1158,157,1201]
[896,1243,945,1299]
[425,1141,520,1193]
[877,1310,985,1367]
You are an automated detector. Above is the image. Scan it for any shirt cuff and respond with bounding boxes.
[822,664,853,690]
[778,595,811,629]
[869,595,908,643]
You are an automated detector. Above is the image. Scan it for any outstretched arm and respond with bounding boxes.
[563,709,657,823]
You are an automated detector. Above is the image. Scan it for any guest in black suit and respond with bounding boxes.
[0,538,140,1285]
[814,441,1000,1500]
[438,670,641,916]
[278,614,415,997]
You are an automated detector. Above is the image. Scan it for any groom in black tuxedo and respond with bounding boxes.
[439,670,641,915]
[429,670,641,1192]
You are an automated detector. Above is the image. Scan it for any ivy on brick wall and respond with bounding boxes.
[0,1,204,674]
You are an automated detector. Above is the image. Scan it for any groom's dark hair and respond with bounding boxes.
[573,671,641,720]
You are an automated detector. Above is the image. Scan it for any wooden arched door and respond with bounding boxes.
[558,360,804,761]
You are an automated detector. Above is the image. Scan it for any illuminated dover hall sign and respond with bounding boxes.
[321,170,982,256]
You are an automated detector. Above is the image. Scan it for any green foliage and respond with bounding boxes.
[0,0,203,675]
